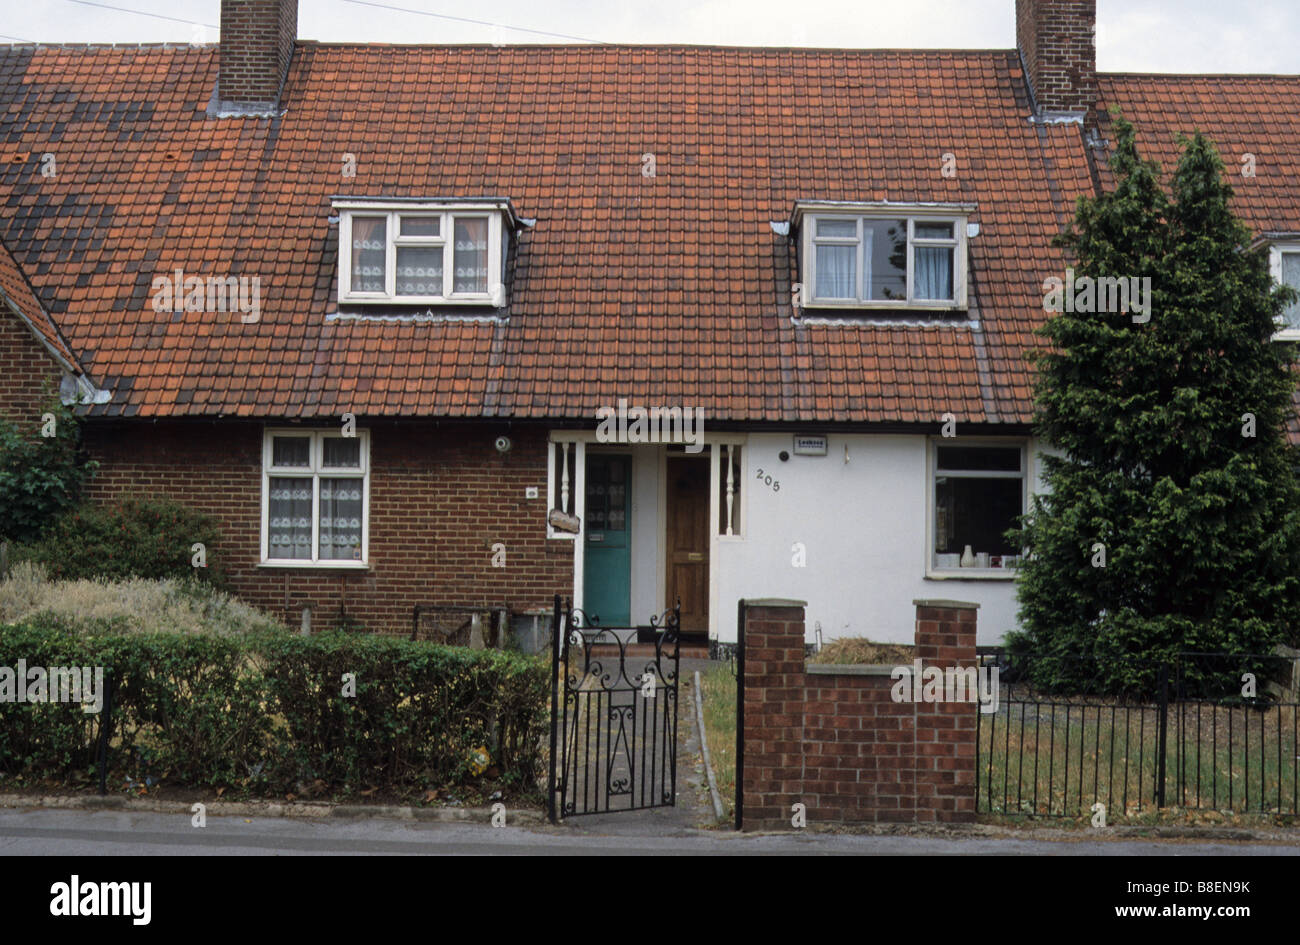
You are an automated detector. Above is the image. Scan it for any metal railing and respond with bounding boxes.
[976,650,1300,819]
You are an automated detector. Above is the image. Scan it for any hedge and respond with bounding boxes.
[17,497,225,584]
[0,619,549,800]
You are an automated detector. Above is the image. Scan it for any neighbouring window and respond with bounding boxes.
[800,209,968,309]
[336,203,506,305]
[931,442,1024,573]
[263,429,369,565]
[1271,243,1300,338]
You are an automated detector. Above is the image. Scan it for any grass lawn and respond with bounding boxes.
[979,697,1300,821]
[699,665,736,820]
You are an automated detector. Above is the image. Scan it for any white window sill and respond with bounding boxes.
[804,300,966,312]
[258,561,370,570]
[339,296,500,307]
[925,568,1017,581]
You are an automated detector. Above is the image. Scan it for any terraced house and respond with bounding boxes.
[0,0,1297,645]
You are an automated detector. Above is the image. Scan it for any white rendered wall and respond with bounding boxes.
[628,445,662,624]
[710,433,1048,646]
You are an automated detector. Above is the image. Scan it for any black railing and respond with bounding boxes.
[977,650,1300,819]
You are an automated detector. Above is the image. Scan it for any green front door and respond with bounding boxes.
[583,454,632,626]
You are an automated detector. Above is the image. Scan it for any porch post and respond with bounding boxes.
[571,441,587,612]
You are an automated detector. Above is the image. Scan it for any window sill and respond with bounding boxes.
[258,561,370,570]
[925,569,1017,582]
[338,295,501,307]
[802,301,967,313]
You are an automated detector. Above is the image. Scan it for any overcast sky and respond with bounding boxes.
[5,0,1297,73]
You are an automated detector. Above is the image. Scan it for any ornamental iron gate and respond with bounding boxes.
[547,595,681,820]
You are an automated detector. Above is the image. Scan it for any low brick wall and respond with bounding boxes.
[738,598,979,830]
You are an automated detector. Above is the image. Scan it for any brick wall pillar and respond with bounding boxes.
[912,599,979,823]
[738,598,806,831]
[736,597,980,830]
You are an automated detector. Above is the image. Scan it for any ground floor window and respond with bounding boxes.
[931,441,1024,573]
[261,428,369,565]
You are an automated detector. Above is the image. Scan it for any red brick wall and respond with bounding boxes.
[82,420,573,633]
[1015,0,1096,116]
[739,599,979,829]
[737,601,807,828]
[0,305,62,427]
[219,0,298,106]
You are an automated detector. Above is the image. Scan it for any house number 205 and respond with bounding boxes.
[755,469,780,492]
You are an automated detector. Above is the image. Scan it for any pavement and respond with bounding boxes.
[0,808,1297,855]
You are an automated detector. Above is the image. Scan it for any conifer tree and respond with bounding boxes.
[1009,116,1300,692]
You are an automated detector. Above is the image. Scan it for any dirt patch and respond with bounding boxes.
[810,638,914,666]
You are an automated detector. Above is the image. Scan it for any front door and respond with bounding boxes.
[666,455,709,633]
[582,454,631,626]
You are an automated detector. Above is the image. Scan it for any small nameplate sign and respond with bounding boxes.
[793,435,827,456]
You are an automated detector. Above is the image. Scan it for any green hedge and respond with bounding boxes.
[0,619,549,800]
[17,497,225,584]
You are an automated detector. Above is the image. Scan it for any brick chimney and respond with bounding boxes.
[217,0,298,114]
[1015,0,1096,119]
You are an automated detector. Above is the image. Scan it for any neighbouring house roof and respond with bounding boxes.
[0,43,1295,424]
[1094,75,1300,235]
[0,235,82,375]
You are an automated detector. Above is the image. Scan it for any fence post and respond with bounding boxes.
[546,594,561,824]
[1155,663,1169,809]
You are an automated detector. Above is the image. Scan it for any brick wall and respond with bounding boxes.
[1015,0,1096,116]
[82,419,573,633]
[0,304,62,427]
[218,0,298,108]
[738,598,979,829]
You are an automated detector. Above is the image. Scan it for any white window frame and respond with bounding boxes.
[798,204,969,310]
[336,202,506,306]
[925,437,1027,581]
[260,428,371,568]
[1269,241,1300,341]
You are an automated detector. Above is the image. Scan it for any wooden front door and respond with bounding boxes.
[666,456,710,633]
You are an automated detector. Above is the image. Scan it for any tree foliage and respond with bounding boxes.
[0,390,95,545]
[1009,116,1300,692]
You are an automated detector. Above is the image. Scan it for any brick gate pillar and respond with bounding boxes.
[912,599,980,824]
[737,598,806,831]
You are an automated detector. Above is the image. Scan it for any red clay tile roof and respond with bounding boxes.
[0,44,1293,424]
[1096,75,1300,237]
[0,235,81,373]
[1096,75,1300,443]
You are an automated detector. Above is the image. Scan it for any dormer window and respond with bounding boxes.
[793,202,972,311]
[1270,241,1300,340]
[335,200,512,306]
